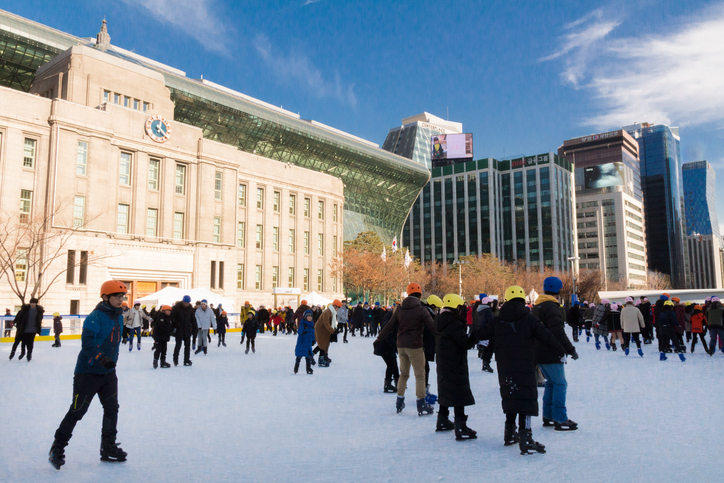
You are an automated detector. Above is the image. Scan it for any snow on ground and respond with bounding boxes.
[1,333,722,482]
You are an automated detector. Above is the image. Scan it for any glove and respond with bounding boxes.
[570,351,579,360]
[99,355,116,369]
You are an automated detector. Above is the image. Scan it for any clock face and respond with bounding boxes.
[145,115,171,143]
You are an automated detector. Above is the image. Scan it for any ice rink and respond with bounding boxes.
[1,331,722,482]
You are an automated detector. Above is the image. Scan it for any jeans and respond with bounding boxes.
[128,327,141,347]
[539,363,568,423]
[397,347,426,399]
[709,326,724,352]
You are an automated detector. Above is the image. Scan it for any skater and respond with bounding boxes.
[567,298,581,342]
[621,297,645,357]
[52,312,63,347]
[243,309,259,354]
[257,305,270,334]
[434,294,478,440]
[337,300,349,343]
[152,305,173,368]
[171,295,195,366]
[477,285,565,455]
[3,307,12,337]
[49,280,128,470]
[639,297,654,343]
[315,301,339,366]
[606,303,623,351]
[271,309,282,336]
[294,310,316,374]
[706,297,724,354]
[473,295,496,373]
[125,302,150,351]
[216,311,229,346]
[689,305,711,354]
[532,277,579,432]
[656,300,686,361]
[422,296,440,406]
[376,282,436,416]
[374,305,400,393]
[8,297,44,361]
[194,299,216,355]
[592,300,610,350]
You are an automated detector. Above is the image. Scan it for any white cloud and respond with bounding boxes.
[119,0,231,56]
[253,34,357,107]
[544,5,724,130]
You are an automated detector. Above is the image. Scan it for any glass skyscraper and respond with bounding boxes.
[382,112,463,168]
[682,161,719,237]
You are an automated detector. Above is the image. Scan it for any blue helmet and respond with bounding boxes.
[182,295,191,303]
[478,293,488,301]
[543,277,563,294]
[303,309,314,318]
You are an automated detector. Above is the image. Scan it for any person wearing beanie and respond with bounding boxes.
[294,310,316,374]
[376,282,437,416]
[171,295,195,366]
[243,309,259,354]
[532,277,579,432]
[621,297,645,357]
[52,313,63,348]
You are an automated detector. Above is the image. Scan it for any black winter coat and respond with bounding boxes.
[639,302,652,323]
[152,313,173,342]
[13,304,44,335]
[293,304,310,325]
[479,299,564,416]
[656,307,678,328]
[567,305,581,326]
[532,298,576,364]
[216,315,229,333]
[375,315,398,356]
[257,308,270,327]
[244,316,260,337]
[171,302,195,338]
[422,305,437,362]
[435,309,476,407]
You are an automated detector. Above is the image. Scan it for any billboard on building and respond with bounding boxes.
[584,162,625,189]
[431,133,473,160]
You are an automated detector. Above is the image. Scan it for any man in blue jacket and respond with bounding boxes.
[49,280,128,470]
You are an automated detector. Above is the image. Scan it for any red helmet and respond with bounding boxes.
[406,282,422,295]
[100,280,128,297]
[301,299,308,305]
[332,299,342,307]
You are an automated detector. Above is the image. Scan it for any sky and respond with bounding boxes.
[5,0,724,228]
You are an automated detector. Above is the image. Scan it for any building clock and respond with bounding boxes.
[145,115,171,143]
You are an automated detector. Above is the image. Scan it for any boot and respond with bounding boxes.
[19,349,25,360]
[194,347,202,355]
[504,423,518,446]
[100,441,127,463]
[482,361,494,373]
[184,360,192,366]
[203,347,207,355]
[519,428,546,455]
[637,348,644,357]
[435,413,454,432]
[659,352,667,361]
[153,358,158,369]
[396,396,405,414]
[425,385,438,405]
[416,398,434,416]
[384,381,397,393]
[542,418,555,427]
[222,341,226,347]
[454,415,477,440]
[306,358,314,375]
[9,349,15,360]
[160,361,171,368]
[49,442,66,470]
[294,359,300,374]
[553,419,578,431]
[611,343,617,351]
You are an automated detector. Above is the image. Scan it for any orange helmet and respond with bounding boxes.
[301,299,308,305]
[100,280,128,297]
[244,301,250,306]
[406,282,422,295]
[332,299,342,307]
[121,302,129,308]
[672,297,681,303]
[160,305,172,312]
[221,311,227,316]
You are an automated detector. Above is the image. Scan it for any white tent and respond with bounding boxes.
[136,287,235,311]
[304,291,332,307]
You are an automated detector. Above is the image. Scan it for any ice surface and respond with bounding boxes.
[1,333,722,482]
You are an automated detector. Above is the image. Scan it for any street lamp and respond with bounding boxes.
[454,259,467,297]
[567,256,580,296]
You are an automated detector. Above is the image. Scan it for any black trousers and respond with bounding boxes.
[21,333,36,358]
[154,340,168,362]
[53,333,61,346]
[622,332,641,349]
[246,337,256,352]
[505,411,531,429]
[341,323,348,342]
[691,332,709,353]
[173,335,191,363]
[191,329,197,347]
[658,327,684,353]
[482,341,495,365]
[439,406,465,419]
[382,352,399,384]
[217,331,226,344]
[54,371,119,446]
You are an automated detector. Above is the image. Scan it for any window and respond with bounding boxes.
[333,203,338,222]
[142,102,149,112]
[173,212,185,239]
[23,138,37,168]
[76,141,88,176]
[304,197,311,217]
[255,265,263,290]
[19,189,32,223]
[317,269,324,291]
[148,158,160,190]
[318,200,325,220]
[175,164,186,195]
[113,92,120,104]
[79,251,88,285]
[256,187,264,209]
[236,263,245,289]
[238,183,247,207]
[146,208,158,237]
[289,194,296,215]
[66,250,75,284]
[333,235,338,257]
[303,268,309,291]
[272,266,279,288]
[214,171,223,201]
[103,90,110,102]
[256,224,263,250]
[213,216,221,242]
[123,96,130,108]
[288,267,295,287]
[288,229,296,253]
[318,233,324,256]
[210,261,216,289]
[133,99,139,110]
[15,249,28,282]
[304,231,310,254]
[70,300,80,315]
[73,195,85,228]
[119,152,132,185]
[272,226,279,252]
[236,222,246,248]
[218,261,224,289]
[273,191,281,212]
[117,204,130,233]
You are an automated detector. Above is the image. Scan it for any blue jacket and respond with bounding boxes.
[295,318,316,357]
[74,302,123,375]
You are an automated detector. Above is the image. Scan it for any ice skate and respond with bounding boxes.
[659,352,667,361]
[454,416,477,440]
[637,348,644,357]
[624,347,630,356]
[425,385,438,405]
[482,362,494,373]
[416,398,434,416]
[542,418,554,427]
[294,359,300,374]
[383,382,397,393]
[396,396,405,414]
[153,358,158,369]
[678,353,686,362]
[519,429,545,455]
[184,360,192,366]
[160,361,171,368]
[435,413,454,432]
[554,419,578,431]
[504,423,518,446]
[48,443,65,470]
[100,441,127,463]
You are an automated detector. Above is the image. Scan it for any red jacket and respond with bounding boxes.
[690,312,706,333]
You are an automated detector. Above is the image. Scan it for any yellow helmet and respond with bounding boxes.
[504,285,526,301]
[663,300,674,307]
[426,294,443,308]
[52,312,60,317]
[442,293,465,309]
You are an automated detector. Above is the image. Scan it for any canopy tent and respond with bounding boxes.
[304,291,332,307]
[135,287,235,310]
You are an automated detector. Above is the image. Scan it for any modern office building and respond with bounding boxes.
[400,153,576,272]
[625,123,687,287]
[682,161,722,288]
[560,130,648,287]
[382,112,462,168]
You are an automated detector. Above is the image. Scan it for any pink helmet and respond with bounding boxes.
[712,296,720,303]
[610,303,619,311]
[625,296,634,304]
[589,302,596,308]
[643,297,649,302]
[600,299,610,305]
[481,297,492,304]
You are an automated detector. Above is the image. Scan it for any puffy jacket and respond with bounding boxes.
[171,302,195,338]
[532,295,575,364]
[706,302,723,328]
[435,308,476,408]
[12,304,44,335]
[656,307,678,328]
[74,302,123,375]
[195,307,216,331]
[690,311,706,333]
[377,295,435,349]
[53,316,63,335]
[217,315,229,332]
[152,312,173,342]
[295,317,316,357]
[620,304,644,333]
[314,307,335,352]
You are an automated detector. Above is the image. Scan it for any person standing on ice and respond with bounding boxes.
[376,282,436,416]
[689,305,711,354]
[152,305,173,368]
[656,300,686,361]
[216,310,229,346]
[8,297,44,361]
[336,300,349,343]
[194,300,216,355]
[243,309,259,354]
[592,300,610,350]
[49,280,128,470]
[125,302,150,352]
[294,310,316,374]
[477,285,565,455]
[620,297,645,357]
[706,296,724,354]
[171,295,195,366]
[606,303,623,351]
[315,300,339,367]
[531,277,579,432]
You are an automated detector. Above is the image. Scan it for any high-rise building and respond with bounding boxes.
[625,123,687,287]
[382,112,462,168]
[400,153,576,272]
[683,161,722,288]
[560,130,648,287]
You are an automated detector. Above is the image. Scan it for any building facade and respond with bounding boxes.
[560,130,648,287]
[400,153,576,272]
[382,112,462,168]
[0,43,344,313]
[625,123,687,287]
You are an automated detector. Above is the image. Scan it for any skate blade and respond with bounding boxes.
[455,435,477,441]
[100,456,127,463]
[554,427,578,431]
